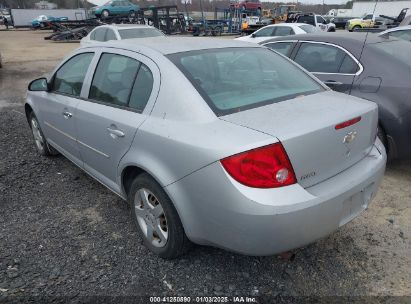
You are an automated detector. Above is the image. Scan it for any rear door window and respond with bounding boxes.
[128,64,154,112]
[294,43,347,73]
[339,54,359,74]
[89,53,140,106]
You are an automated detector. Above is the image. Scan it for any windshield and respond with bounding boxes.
[119,28,165,39]
[370,40,411,67]
[299,24,319,33]
[168,48,323,116]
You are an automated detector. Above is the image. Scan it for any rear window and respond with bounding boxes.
[370,40,411,67]
[119,28,164,39]
[168,48,323,116]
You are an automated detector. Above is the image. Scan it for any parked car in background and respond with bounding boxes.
[25,37,385,258]
[295,13,336,32]
[235,23,318,43]
[90,0,140,18]
[31,15,68,28]
[261,33,411,160]
[80,24,165,46]
[230,0,262,13]
[379,25,411,41]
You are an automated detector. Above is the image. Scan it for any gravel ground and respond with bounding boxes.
[0,30,410,302]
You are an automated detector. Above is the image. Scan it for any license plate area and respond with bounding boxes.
[339,182,375,226]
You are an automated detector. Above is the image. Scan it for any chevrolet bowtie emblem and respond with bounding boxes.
[343,131,357,144]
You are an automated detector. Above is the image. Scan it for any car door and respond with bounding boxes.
[291,41,361,93]
[75,49,159,193]
[316,16,327,31]
[39,52,95,165]
[110,1,122,15]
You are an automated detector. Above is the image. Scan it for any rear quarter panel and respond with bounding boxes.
[351,47,411,157]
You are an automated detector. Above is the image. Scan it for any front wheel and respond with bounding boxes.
[29,112,59,156]
[352,25,361,31]
[128,173,192,259]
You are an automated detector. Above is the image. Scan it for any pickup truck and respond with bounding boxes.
[295,13,336,32]
[346,14,375,31]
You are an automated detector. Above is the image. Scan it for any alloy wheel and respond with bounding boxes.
[31,118,45,153]
[134,188,168,248]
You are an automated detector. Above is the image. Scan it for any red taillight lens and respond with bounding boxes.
[220,143,297,188]
[335,116,361,130]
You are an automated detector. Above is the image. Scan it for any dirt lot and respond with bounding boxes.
[0,30,410,301]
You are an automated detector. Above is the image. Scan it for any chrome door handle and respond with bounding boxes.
[107,127,125,138]
[62,111,72,119]
[323,80,343,86]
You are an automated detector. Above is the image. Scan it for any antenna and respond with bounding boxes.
[349,0,379,95]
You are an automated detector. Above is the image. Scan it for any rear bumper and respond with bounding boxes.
[166,140,386,255]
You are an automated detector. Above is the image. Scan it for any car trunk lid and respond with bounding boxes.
[220,91,378,188]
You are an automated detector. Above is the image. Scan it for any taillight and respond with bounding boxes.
[220,143,297,188]
[335,116,361,130]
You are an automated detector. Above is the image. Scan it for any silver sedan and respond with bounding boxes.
[25,37,386,258]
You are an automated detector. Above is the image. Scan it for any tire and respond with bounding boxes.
[128,173,192,259]
[352,25,361,32]
[101,10,109,18]
[328,27,336,32]
[29,112,59,156]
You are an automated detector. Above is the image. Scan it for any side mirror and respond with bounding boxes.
[251,33,256,38]
[28,77,49,92]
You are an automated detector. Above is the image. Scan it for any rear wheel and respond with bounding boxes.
[128,173,192,259]
[29,112,59,156]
